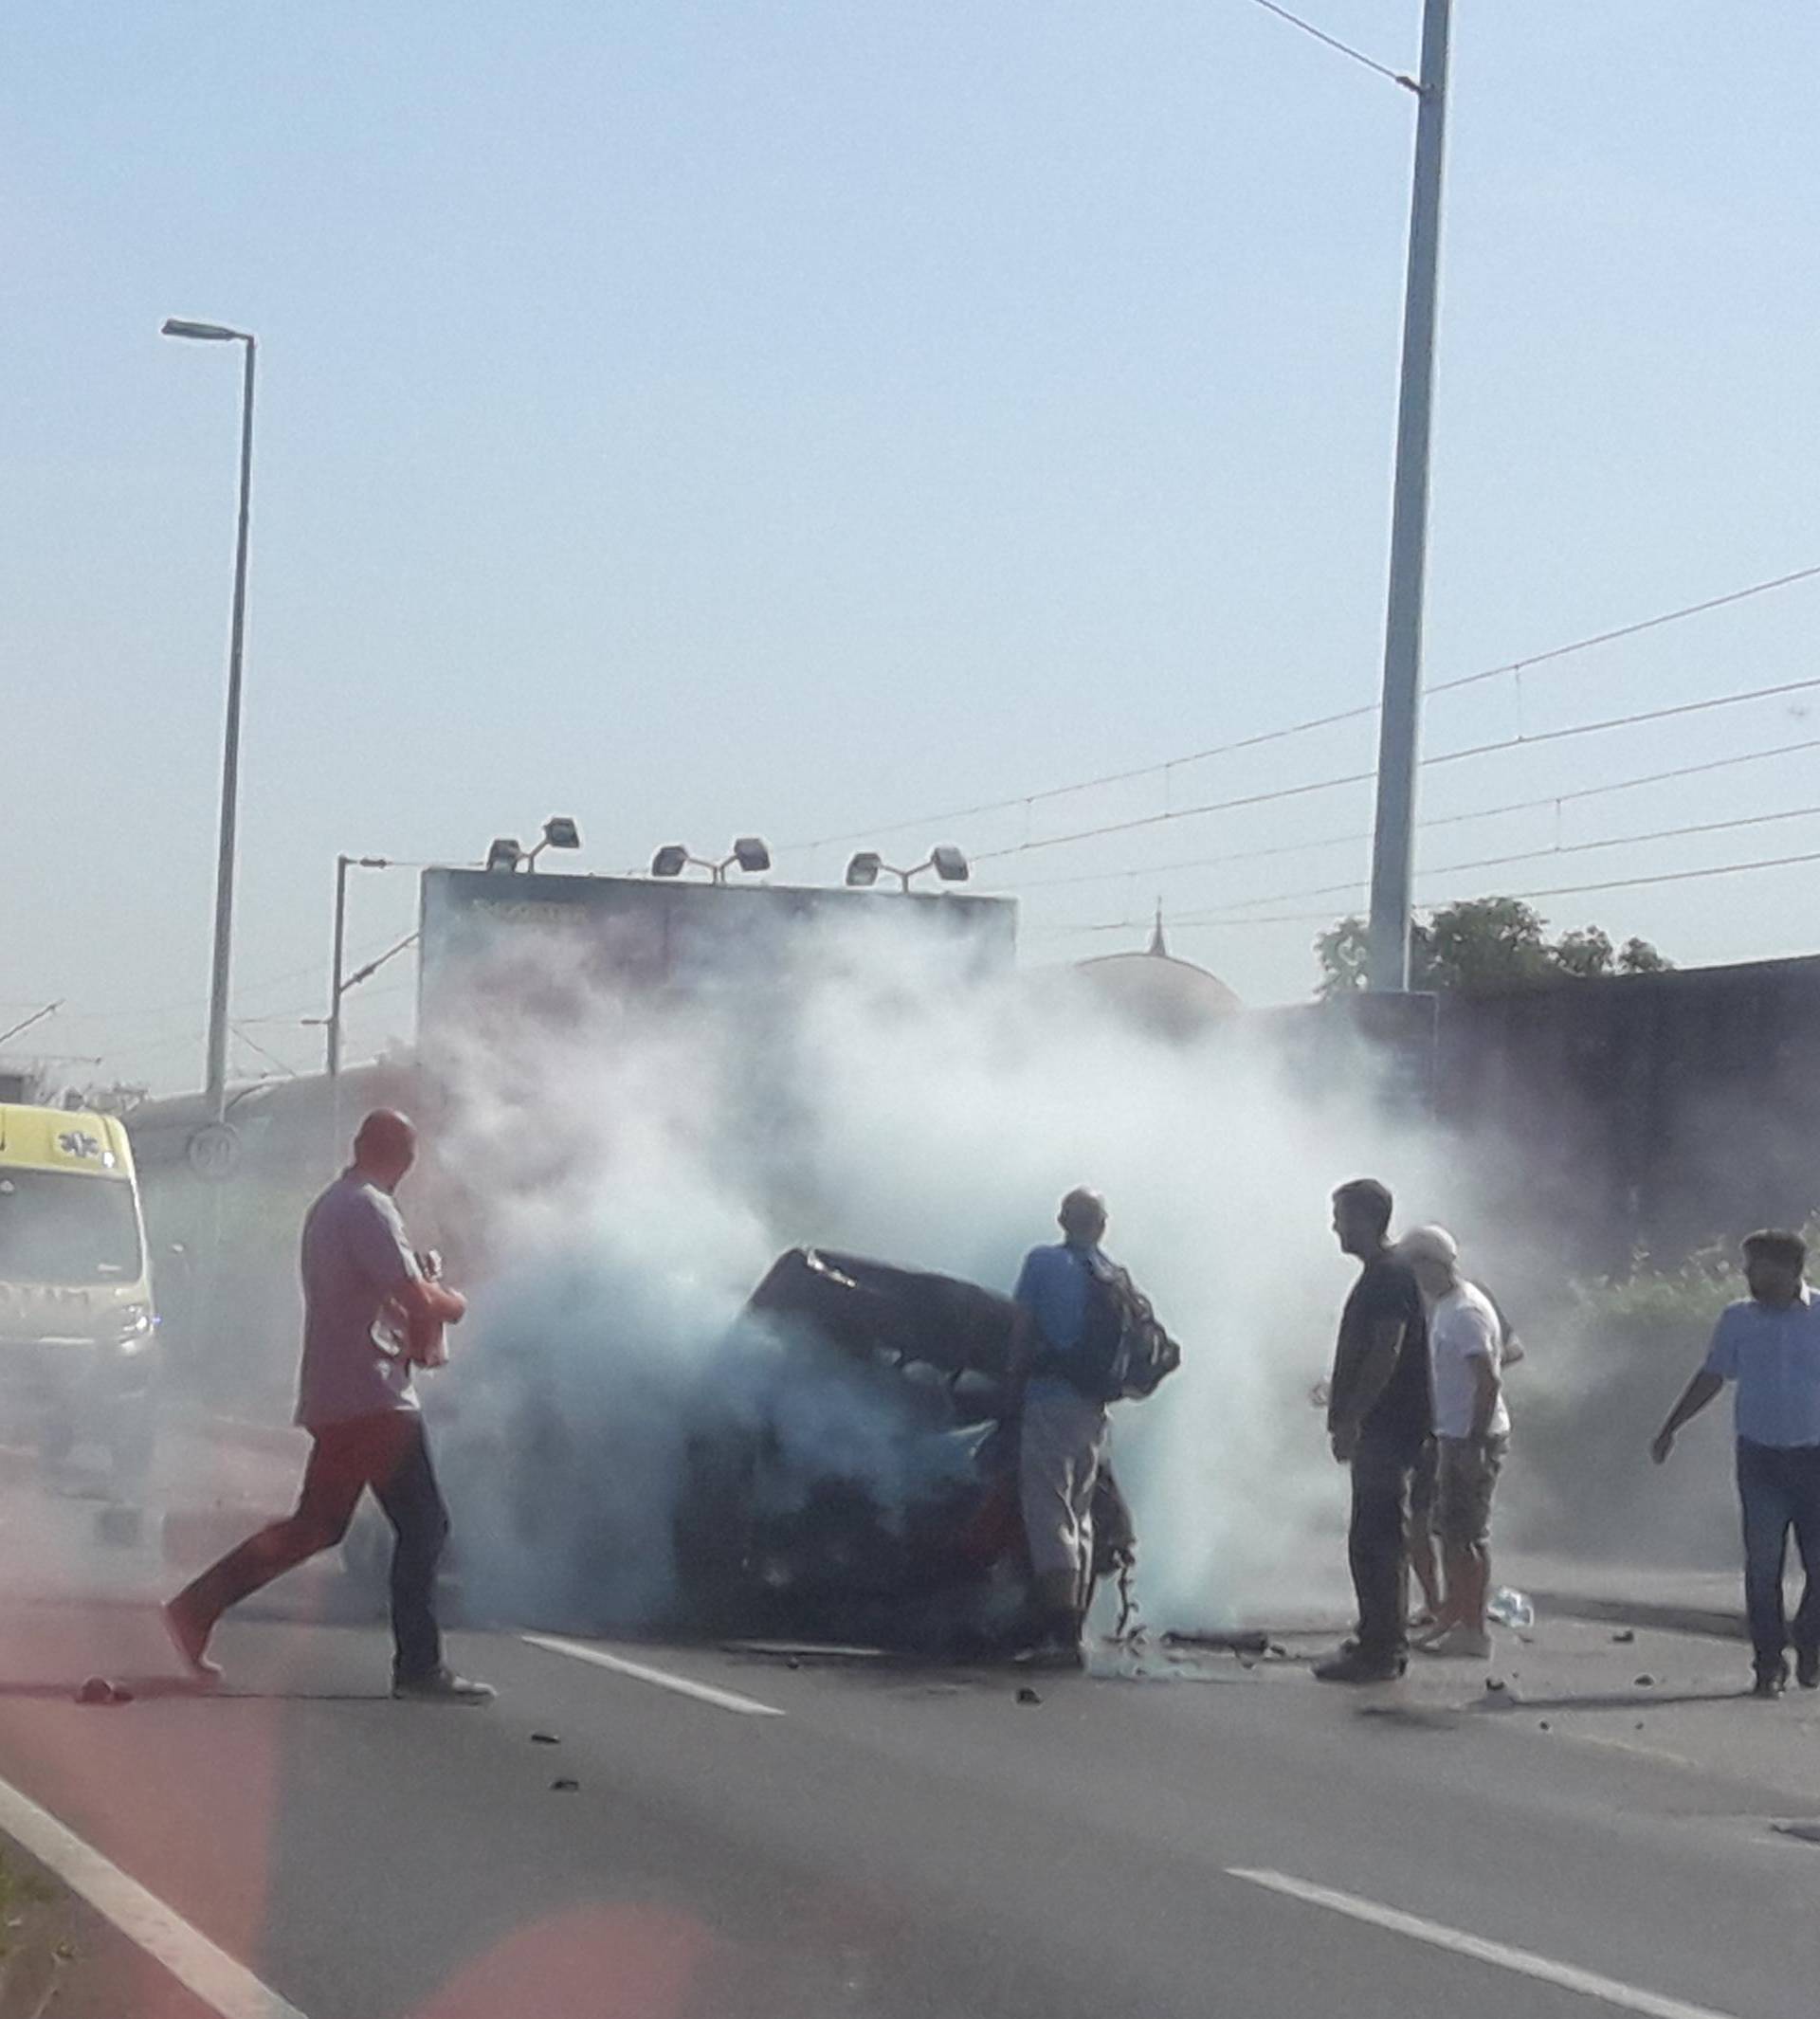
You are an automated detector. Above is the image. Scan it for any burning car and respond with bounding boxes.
[670,1248,1138,1651]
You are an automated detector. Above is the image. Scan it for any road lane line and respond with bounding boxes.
[0,1772,306,2019]
[1226,1867,1739,2019]
[521,1634,786,1718]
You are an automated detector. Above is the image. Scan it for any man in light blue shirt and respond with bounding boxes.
[1652,1228,1820,1697]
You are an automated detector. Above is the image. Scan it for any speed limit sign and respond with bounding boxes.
[186,1121,242,1182]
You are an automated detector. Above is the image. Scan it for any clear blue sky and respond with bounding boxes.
[5,2,1817,1090]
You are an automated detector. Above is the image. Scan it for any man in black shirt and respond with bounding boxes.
[1317,1177,1433,1683]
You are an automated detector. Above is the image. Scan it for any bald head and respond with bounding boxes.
[1058,1187,1108,1247]
[353,1109,418,1191]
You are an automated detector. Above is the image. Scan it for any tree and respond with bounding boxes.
[1316,898,1672,998]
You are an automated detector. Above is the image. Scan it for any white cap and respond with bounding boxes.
[1398,1224,1459,1267]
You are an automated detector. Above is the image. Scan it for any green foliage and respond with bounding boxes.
[1566,1240,1742,1331]
[1568,1220,1820,1331]
[1316,897,1673,997]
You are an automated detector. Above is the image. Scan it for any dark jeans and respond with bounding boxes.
[174,1410,449,1681]
[1737,1438,1820,1676]
[1350,1437,1418,1664]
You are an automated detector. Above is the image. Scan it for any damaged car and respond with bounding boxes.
[670,1247,1138,1651]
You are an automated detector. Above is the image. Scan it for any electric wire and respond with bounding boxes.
[1244,0,1415,89]
[1006,735,1820,896]
[775,560,1820,855]
[972,676,1820,866]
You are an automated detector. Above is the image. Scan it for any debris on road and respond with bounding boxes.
[1612,1629,1636,1644]
[530,1732,560,1746]
[550,1778,579,1793]
[74,1677,130,1706]
[1487,1589,1534,1629]
[1015,1687,1042,1706]
[1162,1630,1269,1655]
[1634,1674,1657,1687]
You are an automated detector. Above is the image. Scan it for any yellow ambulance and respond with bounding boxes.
[0,1103,157,1488]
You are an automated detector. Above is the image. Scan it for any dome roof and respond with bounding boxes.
[1071,912,1243,1037]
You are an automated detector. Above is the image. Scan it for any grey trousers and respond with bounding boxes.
[1019,1377,1109,1588]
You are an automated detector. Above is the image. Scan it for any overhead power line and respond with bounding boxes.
[1210,802,1820,916]
[1046,844,1820,938]
[1245,0,1416,90]
[974,675,1820,867]
[777,559,1820,855]
[230,1025,300,1079]
[1009,734,1820,896]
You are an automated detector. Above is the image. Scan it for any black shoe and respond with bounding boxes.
[1796,1646,1819,1690]
[1751,1665,1788,1701]
[392,1667,496,1703]
[1314,1649,1406,1684]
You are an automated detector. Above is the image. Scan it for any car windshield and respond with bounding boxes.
[0,1170,141,1285]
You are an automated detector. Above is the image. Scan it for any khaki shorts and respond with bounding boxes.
[1434,1434,1506,1548]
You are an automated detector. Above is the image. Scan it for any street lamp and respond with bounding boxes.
[322,856,391,1077]
[649,837,772,883]
[484,837,523,874]
[524,815,581,871]
[163,316,257,1119]
[844,846,970,893]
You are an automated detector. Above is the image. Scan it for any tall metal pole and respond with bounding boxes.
[204,335,257,1115]
[1365,0,1452,991]
[326,854,351,1079]
[324,855,391,1077]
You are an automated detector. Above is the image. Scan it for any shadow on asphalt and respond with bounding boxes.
[1525,1590,1745,1643]
[0,1677,393,1703]
[1475,1686,1755,1713]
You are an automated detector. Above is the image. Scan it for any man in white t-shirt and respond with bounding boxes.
[1398,1225,1510,1660]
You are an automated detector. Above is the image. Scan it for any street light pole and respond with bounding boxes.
[164,318,258,1114]
[328,854,352,1080]
[1365,0,1452,991]
[325,854,391,1078]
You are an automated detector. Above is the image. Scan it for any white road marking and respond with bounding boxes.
[1227,1867,1741,2019]
[521,1634,786,1718]
[0,1772,306,2019]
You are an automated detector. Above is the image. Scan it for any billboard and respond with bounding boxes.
[417,868,1017,1047]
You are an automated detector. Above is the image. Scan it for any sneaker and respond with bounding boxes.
[1416,1626,1492,1661]
[392,1667,496,1704]
[1751,1664,1788,1701]
[1796,1646,1819,1690]
[161,1600,223,1683]
[1314,1649,1406,1684]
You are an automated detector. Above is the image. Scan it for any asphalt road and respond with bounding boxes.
[0,1465,1815,2019]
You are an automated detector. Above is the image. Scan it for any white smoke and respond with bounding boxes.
[424,909,1453,1637]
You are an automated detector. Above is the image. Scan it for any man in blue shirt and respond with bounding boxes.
[1009,1187,1113,1668]
[1652,1228,1820,1698]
